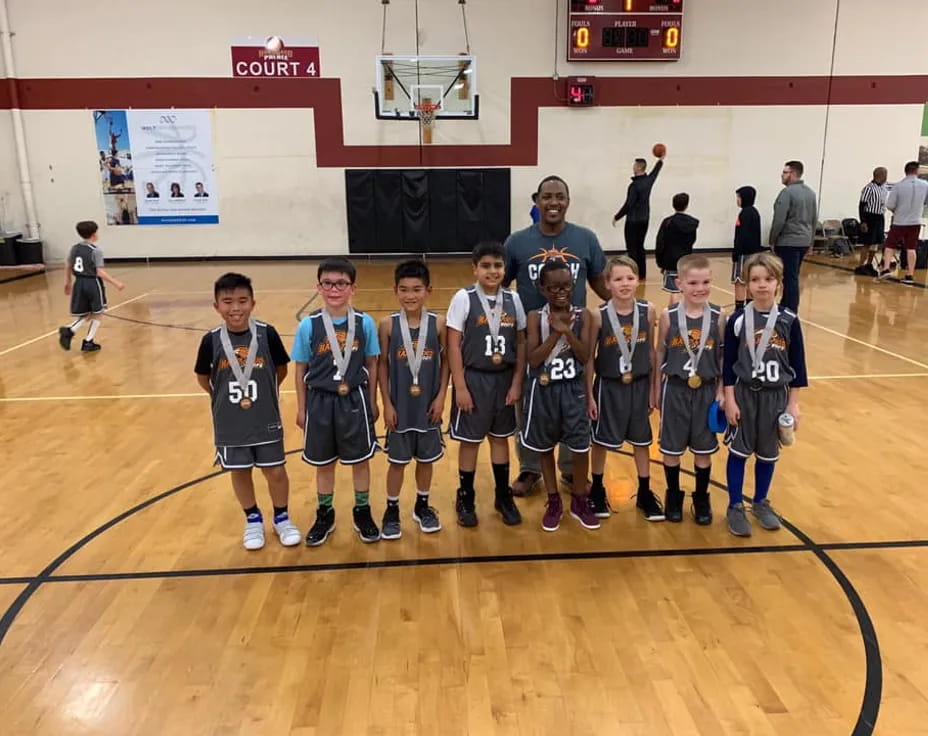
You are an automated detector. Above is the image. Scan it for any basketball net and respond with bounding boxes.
[415,98,439,145]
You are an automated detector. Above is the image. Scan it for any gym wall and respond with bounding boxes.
[0,0,925,261]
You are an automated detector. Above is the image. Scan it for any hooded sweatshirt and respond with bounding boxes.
[655,211,699,271]
[733,186,763,259]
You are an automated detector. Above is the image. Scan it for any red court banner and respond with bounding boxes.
[231,38,320,78]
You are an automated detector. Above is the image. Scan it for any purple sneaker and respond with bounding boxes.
[542,493,563,532]
[569,495,601,530]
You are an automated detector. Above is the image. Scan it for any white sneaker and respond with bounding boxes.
[243,520,265,550]
[273,517,302,547]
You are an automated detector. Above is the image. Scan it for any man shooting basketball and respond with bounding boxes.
[613,148,666,279]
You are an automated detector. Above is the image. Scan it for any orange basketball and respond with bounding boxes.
[653,143,667,158]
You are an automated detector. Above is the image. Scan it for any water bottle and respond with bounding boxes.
[778,413,796,446]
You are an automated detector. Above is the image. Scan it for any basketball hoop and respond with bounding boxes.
[414,99,440,145]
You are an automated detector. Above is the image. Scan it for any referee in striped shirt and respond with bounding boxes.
[855,167,888,275]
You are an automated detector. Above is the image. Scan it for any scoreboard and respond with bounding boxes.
[568,0,684,62]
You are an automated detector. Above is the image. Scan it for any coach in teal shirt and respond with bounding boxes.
[504,175,611,493]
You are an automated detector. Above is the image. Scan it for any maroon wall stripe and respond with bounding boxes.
[3,75,926,168]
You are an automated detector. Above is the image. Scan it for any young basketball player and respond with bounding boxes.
[587,256,663,521]
[58,220,125,352]
[447,241,526,527]
[723,252,807,537]
[378,260,448,539]
[194,273,301,550]
[655,254,724,525]
[521,261,599,531]
[292,257,381,546]
[655,193,699,306]
[731,186,763,310]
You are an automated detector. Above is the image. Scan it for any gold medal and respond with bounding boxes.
[491,352,503,366]
[539,372,550,386]
[337,382,350,396]
[687,374,703,389]
[409,383,422,397]
[621,371,633,385]
[240,397,252,409]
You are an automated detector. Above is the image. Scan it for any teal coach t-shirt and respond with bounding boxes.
[503,222,606,312]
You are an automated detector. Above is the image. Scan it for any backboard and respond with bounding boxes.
[374,55,479,120]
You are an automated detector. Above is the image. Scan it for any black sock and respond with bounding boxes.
[387,497,400,509]
[243,504,261,520]
[491,462,510,491]
[663,465,681,494]
[415,491,429,509]
[591,472,604,490]
[272,505,288,521]
[459,469,475,493]
[695,465,711,496]
[735,300,745,310]
[638,476,650,495]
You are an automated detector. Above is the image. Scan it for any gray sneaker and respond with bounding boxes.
[413,503,442,533]
[381,505,402,540]
[727,503,752,537]
[750,499,781,531]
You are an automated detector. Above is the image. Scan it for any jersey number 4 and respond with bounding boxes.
[484,335,506,356]
[228,380,258,403]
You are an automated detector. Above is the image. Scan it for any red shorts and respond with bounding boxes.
[886,224,920,250]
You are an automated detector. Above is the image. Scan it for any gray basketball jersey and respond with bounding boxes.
[731,308,797,387]
[208,322,283,447]
[595,301,651,379]
[662,303,722,380]
[69,241,101,278]
[460,287,520,371]
[388,311,441,432]
[527,307,584,382]
[303,309,370,391]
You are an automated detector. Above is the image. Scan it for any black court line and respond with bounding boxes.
[0,269,46,286]
[0,456,883,735]
[805,256,928,289]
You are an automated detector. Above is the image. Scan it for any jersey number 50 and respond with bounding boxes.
[228,380,258,403]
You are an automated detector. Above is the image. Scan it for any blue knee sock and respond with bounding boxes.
[726,454,747,507]
[753,461,776,504]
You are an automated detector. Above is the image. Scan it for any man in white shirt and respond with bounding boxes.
[877,161,928,286]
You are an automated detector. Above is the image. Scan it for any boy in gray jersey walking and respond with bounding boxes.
[194,273,301,550]
[378,261,449,539]
[58,220,125,353]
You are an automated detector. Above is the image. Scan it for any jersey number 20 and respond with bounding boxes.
[751,361,780,384]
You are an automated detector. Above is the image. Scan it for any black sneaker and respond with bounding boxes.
[305,506,336,546]
[381,504,401,540]
[902,275,915,286]
[58,326,74,350]
[875,269,893,282]
[81,339,101,352]
[494,488,522,526]
[664,489,685,523]
[456,487,478,527]
[352,505,380,543]
[588,484,611,518]
[412,502,442,533]
[692,491,713,526]
[636,489,665,522]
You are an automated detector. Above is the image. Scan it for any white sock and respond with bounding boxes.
[68,317,86,332]
[86,319,101,340]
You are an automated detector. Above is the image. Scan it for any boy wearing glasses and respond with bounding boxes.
[292,257,381,546]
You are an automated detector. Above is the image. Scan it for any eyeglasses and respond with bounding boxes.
[543,284,572,294]
[319,280,352,291]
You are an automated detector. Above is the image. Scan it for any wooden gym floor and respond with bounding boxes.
[0,254,925,735]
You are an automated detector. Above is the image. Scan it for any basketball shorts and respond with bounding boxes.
[724,380,789,462]
[386,427,444,465]
[70,277,107,315]
[215,439,286,470]
[886,224,920,251]
[658,377,719,456]
[591,375,653,449]
[520,377,591,454]
[661,270,680,293]
[301,385,380,466]
[731,256,746,285]
[449,367,517,443]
